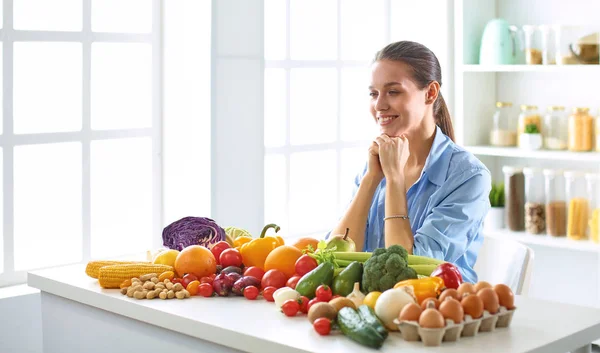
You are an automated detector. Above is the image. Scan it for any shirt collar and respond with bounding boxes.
[421,125,453,186]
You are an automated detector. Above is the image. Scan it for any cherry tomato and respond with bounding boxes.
[307,297,321,312]
[181,273,199,288]
[243,285,259,300]
[315,285,332,302]
[172,278,183,285]
[281,299,300,317]
[261,269,288,289]
[298,296,310,314]
[262,286,277,302]
[200,276,213,284]
[313,318,331,336]
[210,273,217,280]
[243,266,266,282]
[295,254,318,277]
[198,283,214,297]
[286,275,302,290]
[219,248,243,268]
[186,280,201,296]
[210,241,231,264]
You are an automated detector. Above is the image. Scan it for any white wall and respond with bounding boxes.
[0,287,42,353]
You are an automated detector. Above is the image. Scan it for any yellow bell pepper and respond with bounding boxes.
[239,224,284,269]
[394,277,444,304]
[234,236,253,249]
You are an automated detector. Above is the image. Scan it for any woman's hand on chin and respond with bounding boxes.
[374,134,410,181]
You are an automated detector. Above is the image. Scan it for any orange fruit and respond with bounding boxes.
[263,245,303,278]
[174,245,217,278]
[293,237,320,252]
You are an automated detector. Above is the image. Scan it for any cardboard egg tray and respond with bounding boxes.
[392,306,516,347]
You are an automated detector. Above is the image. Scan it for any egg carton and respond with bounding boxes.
[392,306,516,347]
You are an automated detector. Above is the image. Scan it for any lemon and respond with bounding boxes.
[224,226,252,239]
[363,291,382,309]
[152,249,180,267]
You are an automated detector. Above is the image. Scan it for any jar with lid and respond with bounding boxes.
[586,173,599,243]
[564,171,589,240]
[543,169,566,236]
[568,107,594,151]
[490,102,517,146]
[503,166,525,231]
[523,168,545,234]
[543,106,568,150]
[518,105,542,148]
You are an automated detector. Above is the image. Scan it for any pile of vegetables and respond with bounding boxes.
[162,216,226,251]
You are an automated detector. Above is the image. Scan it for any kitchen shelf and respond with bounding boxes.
[466,146,600,162]
[461,64,600,73]
[485,229,600,253]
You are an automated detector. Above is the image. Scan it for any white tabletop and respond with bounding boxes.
[28,264,600,353]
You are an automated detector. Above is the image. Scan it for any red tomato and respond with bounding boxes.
[313,318,331,335]
[298,296,309,314]
[243,285,259,300]
[243,266,266,282]
[182,274,199,288]
[261,269,288,289]
[210,241,231,264]
[172,278,183,285]
[219,249,243,268]
[262,286,277,302]
[286,275,302,289]
[315,285,332,302]
[295,255,318,277]
[200,276,213,284]
[210,273,217,280]
[281,299,300,317]
[307,297,321,312]
[198,283,214,297]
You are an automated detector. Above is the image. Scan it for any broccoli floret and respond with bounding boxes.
[379,273,398,290]
[386,244,408,260]
[362,246,418,293]
[385,253,406,273]
[372,247,387,257]
[396,266,418,283]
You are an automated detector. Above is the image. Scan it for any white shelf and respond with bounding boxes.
[465,146,600,162]
[485,229,600,253]
[461,64,600,73]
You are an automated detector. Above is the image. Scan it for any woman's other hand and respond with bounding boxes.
[375,134,410,180]
[366,141,384,182]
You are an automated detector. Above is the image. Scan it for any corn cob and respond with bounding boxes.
[98,263,174,289]
[85,261,150,279]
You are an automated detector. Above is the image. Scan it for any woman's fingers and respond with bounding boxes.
[368,141,379,155]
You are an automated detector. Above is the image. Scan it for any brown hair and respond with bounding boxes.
[374,41,455,142]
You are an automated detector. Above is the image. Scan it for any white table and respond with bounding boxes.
[28,264,600,353]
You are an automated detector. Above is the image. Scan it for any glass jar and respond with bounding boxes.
[523,167,545,234]
[586,173,599,243]
[543,106,568,150]
[518,105,542,147]
[564,171,589,240]
[523,25,542,65]
[568,107,594,152]
[490,102,517,147]
[543,169,566,236]
[503,166,525,231]
[538,25,556,65]
[595,113,600,152]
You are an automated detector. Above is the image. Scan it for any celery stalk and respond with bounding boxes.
[407,254,445,266]
[332,252,372,262]
[409,264,439,276]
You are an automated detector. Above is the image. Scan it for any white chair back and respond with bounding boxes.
[474,234,534,295]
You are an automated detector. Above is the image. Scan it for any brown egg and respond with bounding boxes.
[439,297,464,324]
[477,288,500,314]
[438,288,460,302]
[419,308,445,329]
[399,302,423,322]
[420,297,440,310]
[493,284,515,310]
[457,282,476,297]
[461,294,484,319]
[474,281,492,293]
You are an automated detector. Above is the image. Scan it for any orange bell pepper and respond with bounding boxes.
[239,224,284,269]
[394,277,444,304]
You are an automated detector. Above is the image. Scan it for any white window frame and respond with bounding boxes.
[0,0,163,287]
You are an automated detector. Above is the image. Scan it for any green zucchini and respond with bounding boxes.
[336,307,385,349]
[357,304,388,339]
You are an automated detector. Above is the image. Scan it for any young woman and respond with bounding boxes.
[329,41,491,283]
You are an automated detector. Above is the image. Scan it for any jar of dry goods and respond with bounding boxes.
[586,173,599,243]
[595,113,600,152]
[543,106,568,150]
[523,167,545,234]
[503,166,525,231]
[543,169,566,236]
[568,107,594,152]
[518,105,542,147]
[564,170,589,240]
[490,102,517,147]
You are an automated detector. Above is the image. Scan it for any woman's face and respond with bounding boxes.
[369,59,430,137]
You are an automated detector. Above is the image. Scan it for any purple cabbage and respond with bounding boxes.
[162,216,225,251]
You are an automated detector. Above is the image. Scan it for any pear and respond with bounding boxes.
[325,228,356,252]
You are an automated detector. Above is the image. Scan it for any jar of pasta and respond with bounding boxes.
[586,173,599,243]
[543,106,568,150]
[523,167,545,234]
[564,170,589,240]
[543,169,566,236]
[490,102,517,146]
[568,107,594,152]
[595,113,600,152]
[503,166,525,231]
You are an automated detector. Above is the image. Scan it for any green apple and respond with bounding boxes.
[325,228,356,252]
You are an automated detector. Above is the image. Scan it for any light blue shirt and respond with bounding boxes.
[339,126,491,283]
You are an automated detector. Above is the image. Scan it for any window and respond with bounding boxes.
[264,0,451,238]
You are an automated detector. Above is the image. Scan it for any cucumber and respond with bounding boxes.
[357,304,388,339]
[332,261,363,296]
[336,307,385,349]
[295,262,334,299]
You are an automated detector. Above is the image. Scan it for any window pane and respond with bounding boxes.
[341,68,379,141]
[14,42,82,134]
[290,69,337,145]
[14,143,82,271]
[290,0,337,60]
[91,138,152,259]
[91,43,152,130]
[264,154,288,232]
[264,0,286,60]
[290,150,337,235]
[91,0,151,33]
[264,69,286,148]
[14,0,81,31]
[340,0,386,60]
[340,147,367,213]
